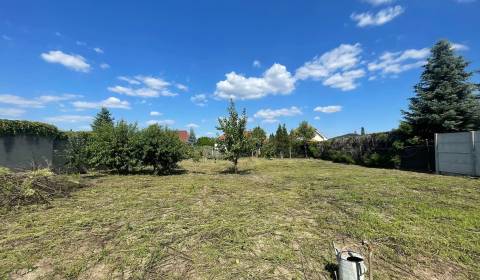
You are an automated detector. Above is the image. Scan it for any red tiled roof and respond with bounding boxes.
[176,130,189,142]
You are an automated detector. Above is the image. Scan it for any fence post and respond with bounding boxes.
[434,133,439,174]
[472,131,477,177]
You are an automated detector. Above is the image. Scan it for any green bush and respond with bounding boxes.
[64,131,91,173]
[140,124,187,174]
[329,151,355,164]
[0,119,62,138]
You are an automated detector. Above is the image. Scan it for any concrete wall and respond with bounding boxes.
[435,131,479,177]
[0,135,54,170]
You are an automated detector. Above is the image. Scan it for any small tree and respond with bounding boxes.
[275,124,289,158]
[251,126,267,157]
[187,127,197,146]
[141,124,187,174]
[361,127,365,136]
[402,40,480,140]
[91,107,114,131]
[216,100,248,173]
[295,121,316,158]
[64,131,91,173]
[197,136,215,147]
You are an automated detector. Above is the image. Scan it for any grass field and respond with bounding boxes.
[1,159,479,279]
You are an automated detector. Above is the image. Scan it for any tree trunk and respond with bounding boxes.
[304,143,308,158]
[234,158,238,174]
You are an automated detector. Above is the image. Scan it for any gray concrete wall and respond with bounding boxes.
[0,135,54,170]
[435,131,479,176]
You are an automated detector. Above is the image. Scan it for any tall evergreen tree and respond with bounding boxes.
[91,107,114,131]
[275,124,289,158]
[188,127,197,145]
[402,40,480,140]
[216,100,248,173]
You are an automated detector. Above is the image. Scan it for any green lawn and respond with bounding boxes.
[1,159,479,279]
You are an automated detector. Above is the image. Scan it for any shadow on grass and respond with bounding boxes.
[218,168,253,175]
[324,263,338,280]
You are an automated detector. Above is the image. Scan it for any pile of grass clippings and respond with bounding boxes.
[0,168,85,208]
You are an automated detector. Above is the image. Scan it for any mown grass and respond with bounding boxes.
[1,159,479,279]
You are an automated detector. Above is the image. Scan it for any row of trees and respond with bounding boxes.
[65,108,188,174]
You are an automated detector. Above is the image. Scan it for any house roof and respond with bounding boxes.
[176,130,189,142]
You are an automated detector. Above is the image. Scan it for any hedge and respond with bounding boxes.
[0,119,63,138]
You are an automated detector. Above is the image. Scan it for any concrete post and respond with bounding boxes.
[434,133,440,174]
[472,131,477,177]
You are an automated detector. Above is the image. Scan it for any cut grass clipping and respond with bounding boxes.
[0,168,85,209]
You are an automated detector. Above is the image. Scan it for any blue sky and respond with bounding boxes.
[0,0,478,137]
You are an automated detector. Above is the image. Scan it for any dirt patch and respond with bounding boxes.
[10,259,54,280]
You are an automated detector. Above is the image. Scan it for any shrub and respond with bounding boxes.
[141,124,187,174]
[64,131,91,173]
[329,151,355,164]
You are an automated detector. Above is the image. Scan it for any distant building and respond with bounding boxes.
[176,130,189,142]
[311,129,328,142]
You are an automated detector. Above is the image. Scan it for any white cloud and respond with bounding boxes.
[214,63,295,100]
[110,75,178,98]
[296,44,365,91]
[363,0,394,5]
[253,60,261,68]
[368,48,430,75]
[146,119,175,126]
[254,106,302,123]
[45,115,92,123]
[314,116,321,120]
[150,111,162,116]
[100,63,110,69]
[186,123,199,128]
[72,97,130,110]
[314,105,343,113]
[191,94,208,106]
[0,108,25,117]
[0,94,80,108]
[175,83,189,91]
[135,76,170,90]
[323,69,366,91]
[41,50,91,72]
[452,43,469,51]
[76,41,86,46]
[296,44,362,80]
[118,76,141,85]
[351,5,404,27]
[93,47,104,54]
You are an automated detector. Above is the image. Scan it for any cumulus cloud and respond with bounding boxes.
[0,108,25,117]
[109,75,178,98]
[363,0,394,5]
[41,50,91,72]
[351,5,404,27]
[175,83,189,91]
[314,105,343,113]
[191,94,208,106]
[296,44,365,91]
[146,119,175,126]
[254,106,302,123]
[100,63,110,69]
[186,123,199,128]
[451,43,469,51]
[45,115,93,123]
[93,47,104,54]
[150,111,162,116]
[368,48,430,75]
[0,94,81,108]
[214,63,295,100]
[72,97,130,110]
[253,60,261,68]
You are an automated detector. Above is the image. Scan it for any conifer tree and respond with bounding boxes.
[402,40,480,140]
[188,127,197,145]
[91,107,114,131]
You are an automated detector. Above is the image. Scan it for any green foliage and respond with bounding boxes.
[275,124,289,158]
[251,126,267,157]
[0,119,62,138]
[294,121,316,158]
[402,40,480,140]
[89,120,141,173]
[187,127,197,146]
[91,107,114,131]
[216,100,248,172]
[64,131,92,174]
[197,136,215,147]
[140,124,187,174]
[329,151,355,164]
